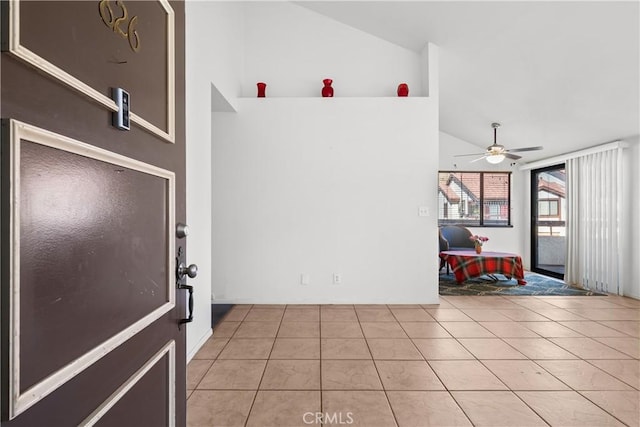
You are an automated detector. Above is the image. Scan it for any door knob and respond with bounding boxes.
[177,263,198,279]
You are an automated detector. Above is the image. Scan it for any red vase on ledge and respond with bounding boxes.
[322,79,334,97]
[257,82,266,98]
[397,83,409,97]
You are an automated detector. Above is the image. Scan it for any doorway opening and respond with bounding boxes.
[531,164,566,279]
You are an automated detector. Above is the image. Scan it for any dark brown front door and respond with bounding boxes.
[1,1,186,425]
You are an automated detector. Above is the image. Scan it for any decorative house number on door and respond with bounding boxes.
[98,0,141,52]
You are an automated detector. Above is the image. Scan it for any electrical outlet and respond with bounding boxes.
[418,206,430,217]
[332,273,342,285]
[301,274,310,286]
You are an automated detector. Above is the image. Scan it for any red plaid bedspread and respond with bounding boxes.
[439,251,526,285]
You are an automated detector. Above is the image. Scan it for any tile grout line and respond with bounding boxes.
[442,320,512,391]
[394,307,479,426]
[589,336,640,359]
[242,306,284,427]
[506,391,553,427]
[187,308,250,400]
[464,306,635,426]
[441,300,575,426]
[583,359,640,390]
[427,305,496,426]
[447,310,584,395]
[189,339,233,391]
[425,304,560,426]
[447,390,507,427]
[591,319,639,338]
[575,389,637,426]
[189,309,251,393]
[357,306,401,427]
[318,306,323,422]
[190,359,215,394]
[558,320,634,338]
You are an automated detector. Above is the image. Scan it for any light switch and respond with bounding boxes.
[301,274,310,286]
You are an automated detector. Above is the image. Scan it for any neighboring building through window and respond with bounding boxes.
[536,170,566,236]
[538,199,559,217]
[438,171,511,227]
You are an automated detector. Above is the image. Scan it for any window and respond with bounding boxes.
[538,199,560,217]
[438,171,511,227]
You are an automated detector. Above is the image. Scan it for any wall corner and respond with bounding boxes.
[420,42,439,100]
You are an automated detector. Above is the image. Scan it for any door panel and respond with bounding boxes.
[87,341,174,426]
[15,123,174,398]
[0,329,177,426]
[10,0,175,141]
[1,0,186,425]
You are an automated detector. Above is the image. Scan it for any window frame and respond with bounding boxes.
[438,171,512,228]
[537,198,560,218]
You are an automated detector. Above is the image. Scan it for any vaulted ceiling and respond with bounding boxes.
[299,1,639,162]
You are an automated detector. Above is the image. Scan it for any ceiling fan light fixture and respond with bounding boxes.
[486,154,505,164]
[453,122,543,163]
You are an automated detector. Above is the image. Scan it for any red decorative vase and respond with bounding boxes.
[257,82,266,98]
[322,79,334,97]
[397,83,409,97]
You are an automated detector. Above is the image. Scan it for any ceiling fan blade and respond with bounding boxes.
[469,155,488,163]
[454,152,488,157]
[504,153,522,160]
[506,146,543,153]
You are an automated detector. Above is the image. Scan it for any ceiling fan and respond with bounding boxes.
[455,123,543,164]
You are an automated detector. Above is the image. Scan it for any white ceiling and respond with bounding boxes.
[298,1,640,162]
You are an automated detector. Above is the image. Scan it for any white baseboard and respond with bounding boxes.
[211,297,441,305]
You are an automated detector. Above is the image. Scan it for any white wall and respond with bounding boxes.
[186,1,440,360]
[241,2,423,98]
[439,132,526,258]
[622,137,640,298]
[203,1,439,304]
[185,1,243,360]
[211,98,439,304]
[188,1,244,111]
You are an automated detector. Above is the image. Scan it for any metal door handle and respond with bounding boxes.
[177,263,198,279]
[176,244,197,325]
[179,284,194,324]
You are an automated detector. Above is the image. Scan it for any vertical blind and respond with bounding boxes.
[565,148,624,294]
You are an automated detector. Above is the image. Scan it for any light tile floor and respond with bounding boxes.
[187,295,640,426]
